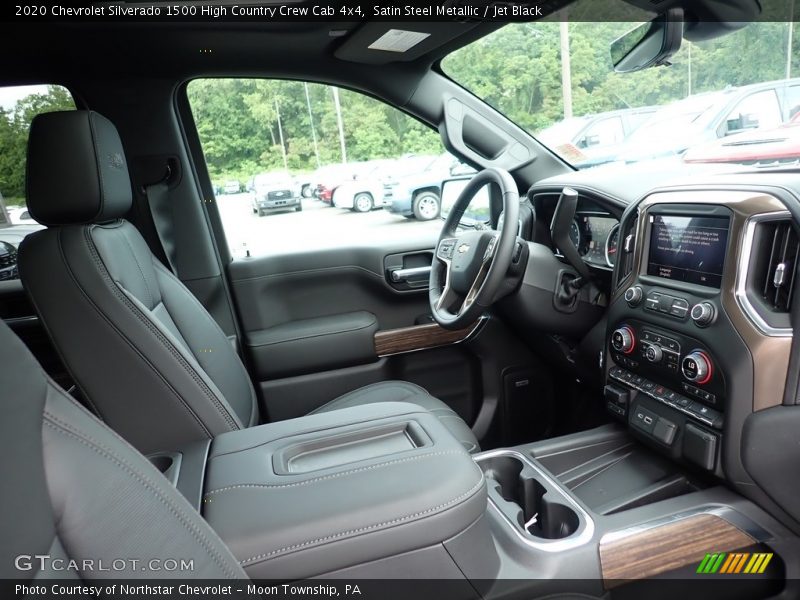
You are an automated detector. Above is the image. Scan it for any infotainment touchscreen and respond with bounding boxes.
[646,214,730,288]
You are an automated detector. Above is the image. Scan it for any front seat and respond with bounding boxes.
[18,110,479,455]
[0,319,247,580]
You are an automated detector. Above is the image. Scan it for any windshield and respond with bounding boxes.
[443,16,800,169]
[537,117,592,145]
[254,172,292,186]
[626,93,730,142]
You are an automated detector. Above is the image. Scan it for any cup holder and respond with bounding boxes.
[146,451,182,486]
[479,454,582,542]
[149,455,175,473]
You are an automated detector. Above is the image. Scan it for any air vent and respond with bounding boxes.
[752,219,798,313]
[615,210,638,289]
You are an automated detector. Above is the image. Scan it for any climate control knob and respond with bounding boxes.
[624,286,643,307]
[644,343,663,363]
[682,351,712,385]
[611,326,636,355]
[691,302,716,327]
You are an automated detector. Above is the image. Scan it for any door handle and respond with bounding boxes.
[390,266,432,282]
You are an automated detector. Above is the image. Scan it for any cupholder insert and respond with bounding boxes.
[480,454,581,541]
[149,455,174,473]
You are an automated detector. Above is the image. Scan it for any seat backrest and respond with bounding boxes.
[0,319,247,580]
[18,111,258,454]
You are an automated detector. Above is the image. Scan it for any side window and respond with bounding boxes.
[187,79,468,258]
[0,85,75,280]
[785,85,800,120]
[626,110,655,133]
[721,89,782,136]
[577,116,624,148]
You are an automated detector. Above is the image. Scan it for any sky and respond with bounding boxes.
[0,85,49,112]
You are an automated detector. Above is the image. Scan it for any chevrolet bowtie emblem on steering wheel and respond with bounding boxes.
[457,244,470,254]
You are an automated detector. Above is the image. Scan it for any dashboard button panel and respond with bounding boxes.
[644,291,690,320]
[609,366,723,429]
[608,320,725,411]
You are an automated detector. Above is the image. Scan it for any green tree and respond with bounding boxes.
[0,85,74,201]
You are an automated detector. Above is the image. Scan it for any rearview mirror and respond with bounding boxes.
[611,8,684,73]
[440,178,491,228]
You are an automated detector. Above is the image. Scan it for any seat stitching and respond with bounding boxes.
[45,227,212,439]
[86,112,106,221]
[83,226,239,431]
[238,475,486,566]
[152,260,257,425]
[204,450,463,496]
[43,415,240,579]
[118,226,155,308]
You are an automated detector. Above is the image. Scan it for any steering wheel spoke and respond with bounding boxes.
[429,168,519,330]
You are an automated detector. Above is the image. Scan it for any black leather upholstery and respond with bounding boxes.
[27,111,133,226]
[203,402,486,579]
[19,110,479,455]
[312,381,480,453]
[0,320,247,580]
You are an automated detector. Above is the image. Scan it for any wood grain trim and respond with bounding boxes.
[374,322,479,356]
[600,514,755,587]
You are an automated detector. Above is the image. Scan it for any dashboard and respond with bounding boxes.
[530,192,622,271]
[518,167,800,526]
[570,212,619,268]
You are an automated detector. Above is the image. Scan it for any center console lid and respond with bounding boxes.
[202,402,486,579]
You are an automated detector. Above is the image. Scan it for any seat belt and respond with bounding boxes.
[143,181,178,275]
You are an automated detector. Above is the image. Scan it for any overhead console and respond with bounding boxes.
[605,188,794,481]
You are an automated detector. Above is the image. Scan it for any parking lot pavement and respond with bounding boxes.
[216,193,442,258]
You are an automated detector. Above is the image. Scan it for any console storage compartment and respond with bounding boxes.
[201,401,486,579]
[527,424,706,515]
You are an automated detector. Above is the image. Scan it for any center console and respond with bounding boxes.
[602,193,791,481]
[198,401,486,580]
[603,203,736,475]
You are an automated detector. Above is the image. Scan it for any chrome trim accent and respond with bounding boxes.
[600,504,772,546]
[735,211,793,338]
[3,315,39,327]
[390,265,431,282]
[605,223,620,268]
[473,449,595,552]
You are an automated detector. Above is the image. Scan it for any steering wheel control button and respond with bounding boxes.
[483,236,498,261]
[611,326,635,354]
[682,351,712,385]
[438,239,456,259]
[624,286,643,307]
[691,302,716,327]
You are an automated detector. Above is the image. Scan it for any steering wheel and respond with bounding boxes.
[430,168,519,330]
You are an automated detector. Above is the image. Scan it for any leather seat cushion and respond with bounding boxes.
[311,381,479,453]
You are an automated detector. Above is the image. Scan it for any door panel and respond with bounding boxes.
[228,239,438,331]
[226,240,489,422]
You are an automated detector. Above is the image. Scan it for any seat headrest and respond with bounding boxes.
[26,110,132,226]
